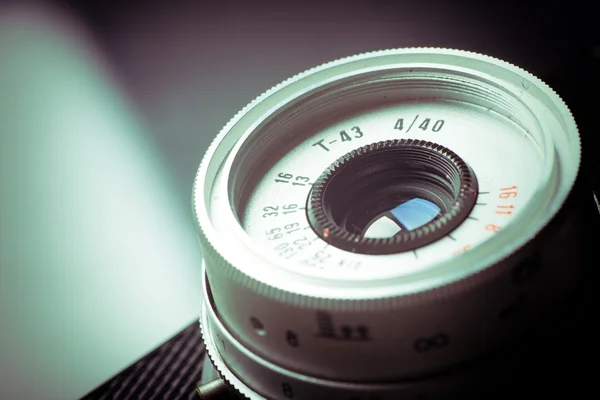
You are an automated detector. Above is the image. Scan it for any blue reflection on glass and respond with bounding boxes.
[390,198,441,230]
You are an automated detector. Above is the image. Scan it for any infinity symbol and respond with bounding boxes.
[413,333,450,353]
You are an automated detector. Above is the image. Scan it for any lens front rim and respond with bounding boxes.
[307,139,478,254]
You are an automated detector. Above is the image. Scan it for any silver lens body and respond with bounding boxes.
[193,48,581,399]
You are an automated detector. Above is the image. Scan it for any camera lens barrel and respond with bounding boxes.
[193,48,581,399]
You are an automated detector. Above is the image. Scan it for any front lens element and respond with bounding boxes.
[307,139,478,254]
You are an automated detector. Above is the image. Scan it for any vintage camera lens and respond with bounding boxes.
[193,48,582,399]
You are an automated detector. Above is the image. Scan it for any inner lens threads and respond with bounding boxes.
[307,139,478,254]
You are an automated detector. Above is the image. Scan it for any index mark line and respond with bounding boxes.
[406,114,419,133]
[467,216,479,221]
[447,234,457,241]
[475,202,488,206]
[478,191,490,195]
[412,250,418,259]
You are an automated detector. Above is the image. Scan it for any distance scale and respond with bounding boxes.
[193,48,582,399]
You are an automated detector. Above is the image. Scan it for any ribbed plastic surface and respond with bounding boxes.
[81,323,204,400]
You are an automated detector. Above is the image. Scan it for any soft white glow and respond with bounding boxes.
[363,215,402,239]
[0,4,202,399]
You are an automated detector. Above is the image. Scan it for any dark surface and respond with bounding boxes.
[65,0,598,398]
[80,324,205,400]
